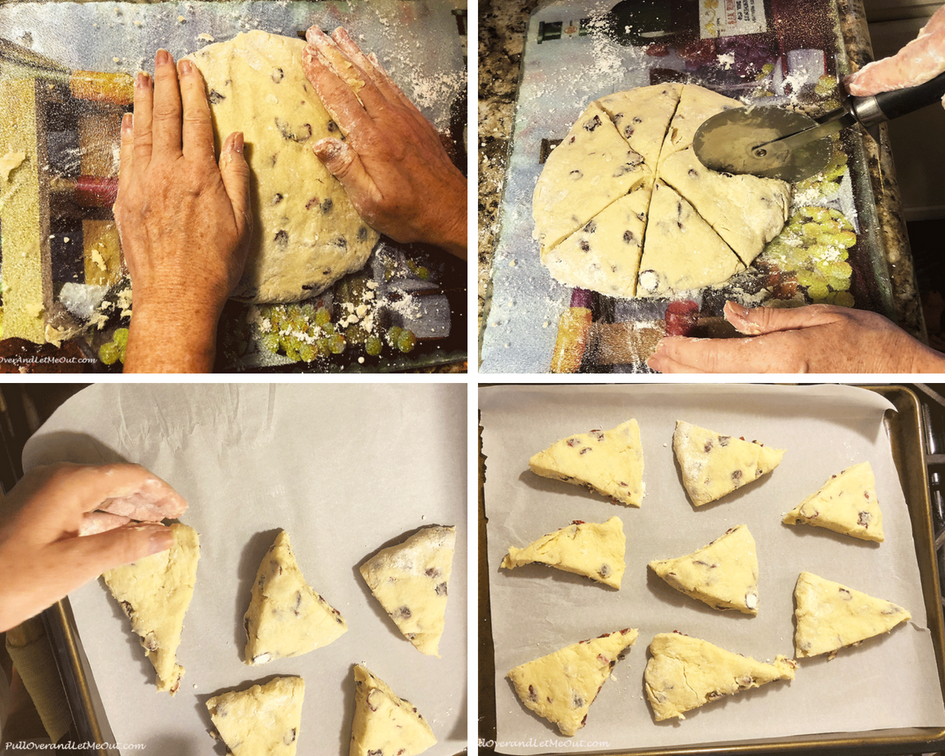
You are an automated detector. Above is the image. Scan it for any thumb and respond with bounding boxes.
[724,301,841,335]
[219,131,252,239]
[51,523,174,587]
[312,137,375,200]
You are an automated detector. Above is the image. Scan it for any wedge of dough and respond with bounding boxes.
[673,420,785,506]
[793,571,911,658]
[103,522,199,694]
[244,530,347,665]
[541,181,652,299]
[529,419,645,506]
[649,524,758,614]
[658,84,741,167]
[359,525,456,656]
[350,664,437,756]
[533,102,649,255]
[637,182,745,297]
[659,147,791,266]
[508,628,638,736]
[644,633,796,721]
[501,516,626,588]
[783,462,883,542]
[597,83,683,166]
[207,676,305,755]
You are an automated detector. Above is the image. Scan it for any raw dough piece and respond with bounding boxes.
[533,101,649,255]
[673,420,785,506]
[657,84,741,167]
[644,632,796,721]
[793,571,911,658]
[541,182,651,299]
[783,462,884,542]
[637,182,744,297]
[244,529,347,665]
[350,664,437,756]
[103,523,199,694]
[207,676,305,755]
[188,31,379,302]
[597,83,682,166]
[528,419,645,506]
[507,628,638,736]
[359,525,456,656]
[649,524,758,614]
[658,147,791,265]
[501,516,626,588]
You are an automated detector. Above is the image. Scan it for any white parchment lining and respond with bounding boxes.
[481,384,945,755]
[23,384,467,756]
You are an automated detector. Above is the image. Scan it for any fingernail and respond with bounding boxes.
[155,49,171,66]
[148,527,174,555]
[308,26,331,45]
[233,132,244,154]
[178,59,193,76]
[135,71,150,89]
[121,112,133,132]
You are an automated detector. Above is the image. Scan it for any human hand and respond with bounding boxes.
[845,4,945,100]
[301,26,467,260]
[647,301,945,373]
[114,49,252,372]
[0,463,187,632]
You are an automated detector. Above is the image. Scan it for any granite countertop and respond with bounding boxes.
[478,0,927,355]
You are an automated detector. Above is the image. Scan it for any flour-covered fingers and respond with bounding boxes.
[330,27,416,113]
[301,41,372,135]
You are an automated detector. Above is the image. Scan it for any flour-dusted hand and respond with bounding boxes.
[114,50,253,372]
[647,301,945,373]
[301,26,467,259]
[0,463,185,632]
[845,4,945,100]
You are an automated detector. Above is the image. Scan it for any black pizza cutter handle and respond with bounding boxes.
[848,68,945,130]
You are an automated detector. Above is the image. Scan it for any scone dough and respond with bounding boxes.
[188,30,379,303]
[783,462,884,542]
[501,516,626,589]
[207,676,305,755]
[244,529,347,665]
[103,522,199,694]
[360,525,456,656]
[350,664,437,756]
[507,628,639,736]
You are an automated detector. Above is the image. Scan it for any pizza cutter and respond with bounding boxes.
[693,69,945,183]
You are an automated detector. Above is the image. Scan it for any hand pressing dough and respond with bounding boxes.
[103,523,199,694]
[207,676,305,755]
[187,30,379,303]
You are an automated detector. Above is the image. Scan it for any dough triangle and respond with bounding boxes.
[659,146,791,266]
[501,516,626,588]
[529,419,645,506]
[508,628,639,736]
[793,571,910,658]
[533,102,649,255]
[673,420,784,506]
[637,182,745,297]
[244,529,347,665]
[207,676,305,755]
[359,525,456,656]
[541,181,652,299]
[644,633,795,721]
[783,462,884,542]
[597,83,682,166]
[658,84,741,168]
[649,524,758,614]
[103,522,199,694]
[350,664,437,756]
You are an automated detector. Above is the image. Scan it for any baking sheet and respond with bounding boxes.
[480,384,945,754]
[21,383,467,755]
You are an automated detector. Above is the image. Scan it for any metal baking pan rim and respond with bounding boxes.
[479,384,945,756]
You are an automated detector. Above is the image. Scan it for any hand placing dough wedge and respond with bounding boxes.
[783,462,884,542]
[360,525,455,656]
[103,522,199,694]
[529,419,645,506]
[673,421,785,506]
[644,632,796,721]
[350,664,437,756]
[501,516,626,588]
[207,676,305,756]
[244,530,347,665]
[507,628,638,736]
[793,571,911,658]
[187,30,380,303]
[648,524,758,614]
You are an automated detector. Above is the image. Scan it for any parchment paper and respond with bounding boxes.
[22,384,467,756]
[480,384,945,754]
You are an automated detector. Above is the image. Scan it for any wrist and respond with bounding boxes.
[423,173,467,260]
[124,293,224,373]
